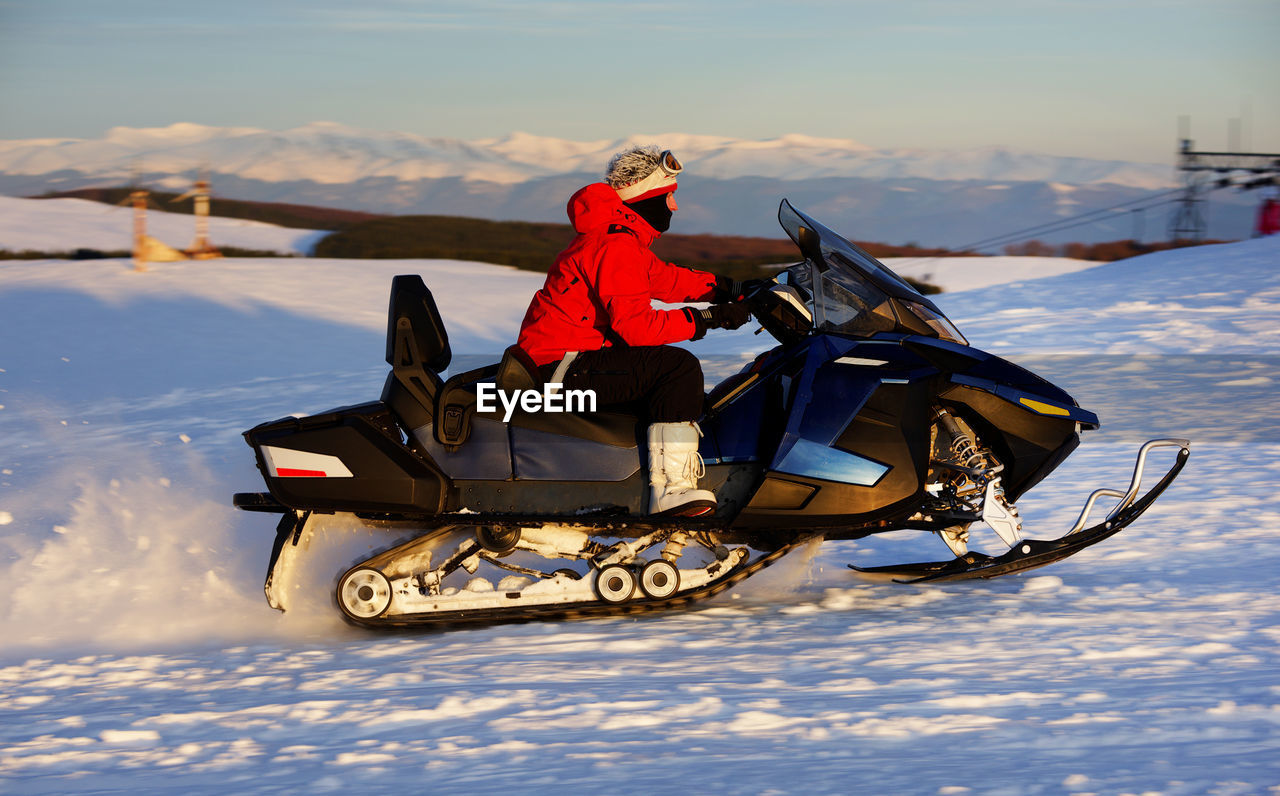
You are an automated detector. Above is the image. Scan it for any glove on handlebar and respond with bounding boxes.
[686,302,752,340]
[705,302,751,329]
[713,275,771,303]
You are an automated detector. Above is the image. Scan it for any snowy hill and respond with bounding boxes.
[8,122,1253,248]
[0,196,328,255]
[0,190,1277,793]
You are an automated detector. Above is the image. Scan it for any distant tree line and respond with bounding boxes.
[0,248,131,260]
[312,214,949,292]
[1002,238,1230,261]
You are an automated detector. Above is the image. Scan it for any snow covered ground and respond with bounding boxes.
[1,201,1278,794]
[0,196,327,255]
[884,253,1103,293]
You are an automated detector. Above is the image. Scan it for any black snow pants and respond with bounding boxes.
[536,345,704,423]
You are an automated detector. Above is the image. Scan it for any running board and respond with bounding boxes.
[850,438,1190,583]
[234,492,288,513]
[233,492,727,533]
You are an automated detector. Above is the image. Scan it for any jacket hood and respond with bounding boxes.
[566,183,660,245]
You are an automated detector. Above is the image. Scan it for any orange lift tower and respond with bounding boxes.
[173,171,222,259]
[128,187,151,272]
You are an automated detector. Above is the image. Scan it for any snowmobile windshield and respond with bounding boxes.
[777,199,965,344]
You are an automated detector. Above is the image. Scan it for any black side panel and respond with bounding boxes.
[831,381,933,511]
[1016,430,1080,499]
[749,477,817,510]
[245,402,449,515]
[382,372,432,431]
[736,379,934,530]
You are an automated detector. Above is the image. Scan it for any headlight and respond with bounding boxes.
[903,301,968,346]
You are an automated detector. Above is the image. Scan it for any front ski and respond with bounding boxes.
[850,438,1190,583]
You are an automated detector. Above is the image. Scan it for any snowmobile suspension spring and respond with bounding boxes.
[661,532,689,562]
[935,409,985,470]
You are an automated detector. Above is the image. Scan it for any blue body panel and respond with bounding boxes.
[708,333,1092,523]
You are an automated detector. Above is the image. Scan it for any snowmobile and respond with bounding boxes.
[233,200,1189,628]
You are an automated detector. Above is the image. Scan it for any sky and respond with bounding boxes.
[1,0,1277,164]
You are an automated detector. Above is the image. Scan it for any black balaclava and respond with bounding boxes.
[626,193,673,233]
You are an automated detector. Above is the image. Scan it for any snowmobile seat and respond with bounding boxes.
[499,345,644,458]
[495,343,540,393]
[434,345,554,449]
[432,344,642,464]
[381,275,453,432]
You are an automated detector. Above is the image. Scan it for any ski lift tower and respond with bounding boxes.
[1170,139,1280,240]
[172,171,222,259]
[125,187,151,272]
[118,181,187,270]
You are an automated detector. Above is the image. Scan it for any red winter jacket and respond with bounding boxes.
[1258,198,1280,237]
[516,183,720,367]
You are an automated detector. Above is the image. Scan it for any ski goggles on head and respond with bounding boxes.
[615,150,682,202]
[658,150,683,176]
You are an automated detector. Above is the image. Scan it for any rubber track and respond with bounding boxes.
[347,533,818,630]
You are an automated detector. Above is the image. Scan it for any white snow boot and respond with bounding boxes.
[647,422,717,516]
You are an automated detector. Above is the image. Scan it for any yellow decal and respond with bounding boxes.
[1019,397,1071,416]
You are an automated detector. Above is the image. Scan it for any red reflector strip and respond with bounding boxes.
[276,467,327,478]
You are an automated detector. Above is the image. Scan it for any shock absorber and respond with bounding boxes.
[661,532,688,563]
[934,408,986,470]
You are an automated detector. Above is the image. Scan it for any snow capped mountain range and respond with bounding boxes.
[0,121,1174,189]
[5,123,1256,248]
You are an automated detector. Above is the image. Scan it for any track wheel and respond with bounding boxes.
[337,568,392,620]
[596,564,636,604]
[640,559,680,599]
[476,526,521,555]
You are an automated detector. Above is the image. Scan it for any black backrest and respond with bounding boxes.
[386,275,451,373]
[382,275,451,430]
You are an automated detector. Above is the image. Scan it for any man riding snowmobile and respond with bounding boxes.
[234,194,1191,626]
[515,146,755,516]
